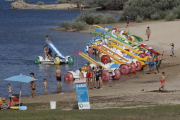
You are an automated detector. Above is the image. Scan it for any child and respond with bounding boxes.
[43,79,48,95]
[7,84,13,97]
[162,50,165,60]
[30,81,36,98]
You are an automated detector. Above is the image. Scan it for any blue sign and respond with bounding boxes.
[76,82,90,109]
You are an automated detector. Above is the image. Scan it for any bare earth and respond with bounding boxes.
[22,20,180,109]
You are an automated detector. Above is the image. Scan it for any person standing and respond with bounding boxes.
[145,27,151,41]
[91,66,96,89]
[98,66,103,89]
[30,81,36,98]
[126,16,130,27]
[55,66,62,87]
[45,35,51,43]
[156,53,161,73]
[30,73,36,95]
[170,43,174,57]
[162,50,165,60]
[95,65,100,89]
[159,72,165,91]
[86,62,91,88]
[79,68,84,80]
[148,53,154,74]
[7,84,13,97]
[43,78,48,95]
[44,45,48,59]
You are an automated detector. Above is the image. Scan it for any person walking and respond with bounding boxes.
[126,16,130,27]
[55,66,62,87]
[145,27,151,41]
[159,72,165,91]
[170,43,174,57]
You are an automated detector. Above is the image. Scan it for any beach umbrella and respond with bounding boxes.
[4,74,37,106]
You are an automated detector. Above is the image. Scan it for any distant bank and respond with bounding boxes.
[11,1,77,10]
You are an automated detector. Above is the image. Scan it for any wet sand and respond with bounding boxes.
[22,20,180,108]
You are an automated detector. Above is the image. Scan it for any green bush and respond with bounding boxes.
[122,0,180,21]
[151,13,160,20]
[74,10,116,24]
[72,21,88,31]
[58,21,72,30]
[172,5,180,19]
[165,11,178,21]
[37,1,45,5]
[57,0,67,4]
[136,16,143,23]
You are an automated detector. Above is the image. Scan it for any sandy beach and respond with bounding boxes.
[21,20,180,109]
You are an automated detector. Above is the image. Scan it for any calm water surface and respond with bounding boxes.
[0,0,122,98]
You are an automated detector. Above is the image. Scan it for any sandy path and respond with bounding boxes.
[21,20,180,108]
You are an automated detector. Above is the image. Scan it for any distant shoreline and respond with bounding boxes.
[11,1,78,10]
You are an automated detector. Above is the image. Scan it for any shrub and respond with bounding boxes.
[74,10,117,24]
[58,21,72,30]
[72,21,88,31]
[105,14,117,23]
[165,11,177,21]
[136,16,143,23]
[37,1,44,5]
[57,0,67,4]
[122,0,180,21]
[172,5,180,19]
[151,13,160,20]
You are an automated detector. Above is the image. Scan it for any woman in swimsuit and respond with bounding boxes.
[170,43,174,57]
[145,27,151,41]
[79,68,84,80]
[98,66,103,89]
[91,67,96,89]
[96,65,100,89]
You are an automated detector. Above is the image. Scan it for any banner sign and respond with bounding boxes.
[75,80,90,110]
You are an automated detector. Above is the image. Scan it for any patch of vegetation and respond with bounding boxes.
[120,0,180,21]
[136,16,143,23]
[2,104,180,120]
[58,21,72,30]
[37,1,45,5]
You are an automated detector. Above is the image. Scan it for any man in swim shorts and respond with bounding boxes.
[55,66,62,87]
[156,53,161,73]
[148,53,154,74]
[159,72,165,91]
[86,62,91,88]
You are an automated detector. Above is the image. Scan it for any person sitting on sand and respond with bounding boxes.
[45,35,51,43]
[7,84,13,97]
[170,43,174,57]
[159,72,165,91]
[79,68,84,80]
[148,53,154,74]
[145,27,151,41]
[43,78,48,95]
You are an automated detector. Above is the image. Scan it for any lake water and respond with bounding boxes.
[0,0,123,98]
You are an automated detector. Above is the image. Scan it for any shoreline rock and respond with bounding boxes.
[11,1,77,10]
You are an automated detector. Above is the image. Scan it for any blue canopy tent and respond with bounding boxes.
[4,74,37,106]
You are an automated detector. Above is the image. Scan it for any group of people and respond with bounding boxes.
[44,35,53,60]
[79,62,104,89]
[148,52,161,74]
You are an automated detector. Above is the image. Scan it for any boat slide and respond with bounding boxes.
[35,41,73,65]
